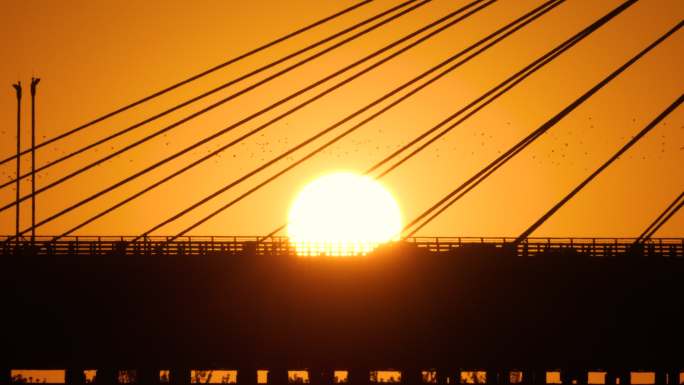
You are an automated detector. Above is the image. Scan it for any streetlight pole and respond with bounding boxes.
[12,81,22,240]
[30,77,40,244]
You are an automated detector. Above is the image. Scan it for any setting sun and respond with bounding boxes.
[287,172,402,256]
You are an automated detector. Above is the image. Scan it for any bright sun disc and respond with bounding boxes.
[288,172,402,256]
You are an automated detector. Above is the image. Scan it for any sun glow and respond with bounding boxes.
[287,172,402,256]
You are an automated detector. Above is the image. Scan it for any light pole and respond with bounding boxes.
[30,77,40,244]
[12,81,22,240]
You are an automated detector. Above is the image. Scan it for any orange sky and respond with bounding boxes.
[0,0,682,238]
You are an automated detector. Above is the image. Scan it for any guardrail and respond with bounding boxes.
[409,236,684,258]
[1,236,682,258]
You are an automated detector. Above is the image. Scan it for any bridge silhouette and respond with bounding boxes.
[2,0,683,384]
[3,236,683,259]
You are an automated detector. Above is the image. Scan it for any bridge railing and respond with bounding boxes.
[1,236,682,258]
[408,236,684,258]
[0,236,295,257]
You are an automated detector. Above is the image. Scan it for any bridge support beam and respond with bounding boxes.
[521,369,544,384]
[65,368,85,385]
[348,368,370,385]
[94,368,117,384]
[309,368,334,385]
[267,369,289,385]
[485,369,505,384]
[561,369,587,384]
[436,368,450,384]
[237,368,257,385]
[605,370,629,385]
[169,368,190,385]
[401,368,422,385]
[137,368,159,384]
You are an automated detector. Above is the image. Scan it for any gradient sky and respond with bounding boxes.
[1,0,682,238]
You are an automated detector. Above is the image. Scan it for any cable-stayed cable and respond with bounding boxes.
[371,2,636,179]
[0,0,429,207]
[22,0,493,239]
[403,19,681,238]
[516,94,683,242]
[133,0,564,242]
[260,0,634,240]
[636,191,684,242]
[1,1,416,187]
[0,1,372,166]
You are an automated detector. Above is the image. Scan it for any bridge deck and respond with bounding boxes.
[2,236,683,258]
[2,236,683,383]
